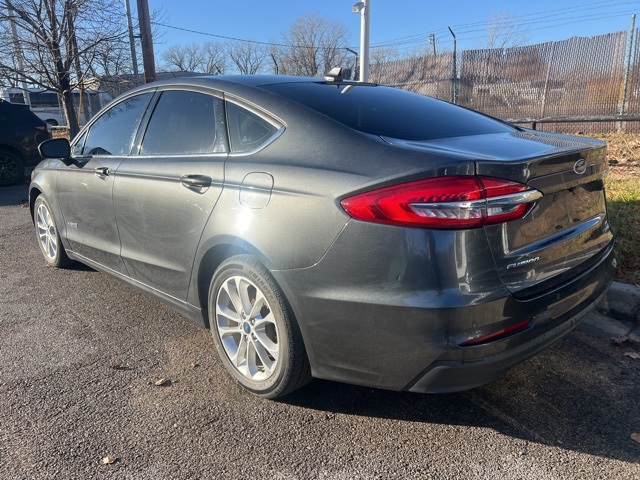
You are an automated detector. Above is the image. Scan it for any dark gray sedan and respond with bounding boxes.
[29,74,615,398]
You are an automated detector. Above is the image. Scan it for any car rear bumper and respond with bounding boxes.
[273,221,616,393]
[407,284,608,393]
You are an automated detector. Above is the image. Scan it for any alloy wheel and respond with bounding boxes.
[215,275,280,381]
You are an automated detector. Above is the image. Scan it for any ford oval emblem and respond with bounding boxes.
[573,158,587,175]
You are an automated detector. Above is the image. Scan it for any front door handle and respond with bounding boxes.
[180,174,211,189]
[94,166,111,177]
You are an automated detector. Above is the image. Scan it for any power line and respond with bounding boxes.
[372,0,638,48]
[376,8,638,51]
[151,21,290,48]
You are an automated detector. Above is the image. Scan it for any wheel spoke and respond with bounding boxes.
[250,337,276,374]
[254,312,278,352]
[217,323,242,338]
[216,302,241,324]
[45,235,52,257]
[237,278,254,315]
[222,280,243,317]
[234,334,248,374]
[248,289,267,320]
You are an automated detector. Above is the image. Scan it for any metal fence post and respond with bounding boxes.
[448,27,458,104]
[619,13,636,131]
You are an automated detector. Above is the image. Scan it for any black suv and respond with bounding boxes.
[0,100,51,186]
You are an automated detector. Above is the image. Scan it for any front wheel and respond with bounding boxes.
[0,150,24,186]
[209,255,311,398]
[34,196,72,268]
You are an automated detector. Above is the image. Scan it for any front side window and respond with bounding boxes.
[226,102,279,153]
[140,90,225,155]
[82,92,152,156]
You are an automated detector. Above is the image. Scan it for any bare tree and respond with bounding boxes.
[162,41,226,75]
[0,0,127,136]
[370,46,400,66]
[202,42,226,74]
[483,12,530,50]
[162,42,204,72]
[226,40,265,75]
[273,14,349,76]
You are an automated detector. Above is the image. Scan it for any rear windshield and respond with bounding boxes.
[0,102,43,126]
[262,82,514,141]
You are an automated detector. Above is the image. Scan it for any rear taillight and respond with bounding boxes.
[340,176,542,229]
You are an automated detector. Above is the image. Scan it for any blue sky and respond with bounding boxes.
[148,0,639,56]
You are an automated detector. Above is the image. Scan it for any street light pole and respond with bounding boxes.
[353,0,370,83]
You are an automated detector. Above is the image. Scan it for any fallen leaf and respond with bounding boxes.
[631,433,640,444]
[623,352,640,360]
[154,378,169,386]
[102,455,116,465]
[612,335,629,345]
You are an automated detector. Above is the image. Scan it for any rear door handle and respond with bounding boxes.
[180,174,211,189]
[94,166,111,177]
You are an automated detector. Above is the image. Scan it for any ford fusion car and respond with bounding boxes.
[29,73,615,398]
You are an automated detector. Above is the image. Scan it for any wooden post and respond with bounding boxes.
[136,0,156,83]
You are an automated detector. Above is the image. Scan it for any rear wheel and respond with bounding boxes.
[209,255,311,398]
[34,196,72,268]
[0,150,24,186]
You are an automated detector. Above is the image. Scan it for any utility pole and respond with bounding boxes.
[352,0,370,82]
[136,0,156,83]
[124,0,140,82]
[429,33,437,56]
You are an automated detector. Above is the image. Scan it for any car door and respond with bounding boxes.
[56,92,154,274]
[112,88,228,300]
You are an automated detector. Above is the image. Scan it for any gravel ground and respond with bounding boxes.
[1,183,639,479]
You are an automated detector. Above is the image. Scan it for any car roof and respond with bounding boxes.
[127,74,356,96]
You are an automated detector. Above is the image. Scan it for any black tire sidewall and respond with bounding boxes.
[209,256,294,397]
[0,151,24,187]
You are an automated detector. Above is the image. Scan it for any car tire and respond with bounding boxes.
[209,254,311,398]
[0,150,24,187]
[34,196,72,268]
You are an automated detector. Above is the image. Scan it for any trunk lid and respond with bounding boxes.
[383,130,613,296]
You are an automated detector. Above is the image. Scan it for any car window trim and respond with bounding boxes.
[133,86,229,157]
[223,95,285,157]
[72,88,157,158]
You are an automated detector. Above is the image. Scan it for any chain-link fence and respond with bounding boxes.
[370,28,639,133]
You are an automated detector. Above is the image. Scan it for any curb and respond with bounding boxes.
[597,281,640,324]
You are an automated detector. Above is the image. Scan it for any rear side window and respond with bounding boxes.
[82,93,152,156]
[226,102,279,153]
[262,83,514,141]
[140,90,226,155]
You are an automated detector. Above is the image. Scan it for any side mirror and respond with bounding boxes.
[39,138,71,159]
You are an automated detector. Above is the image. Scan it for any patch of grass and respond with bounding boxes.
[605,173,640,285]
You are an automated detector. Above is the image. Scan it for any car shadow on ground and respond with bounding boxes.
[0,180,29,207]
[279,332,640,462]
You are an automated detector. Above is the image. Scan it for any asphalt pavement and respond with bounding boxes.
[1,182,639,479]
